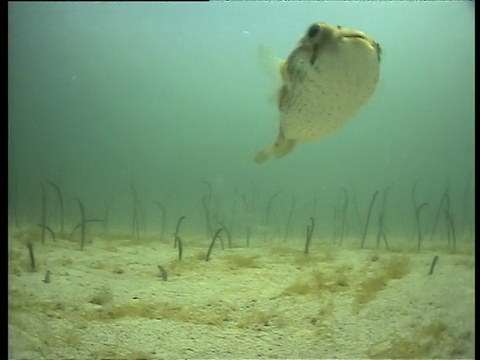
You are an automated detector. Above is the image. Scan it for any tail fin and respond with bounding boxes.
[254,145,274,163]
[254,139,296,164]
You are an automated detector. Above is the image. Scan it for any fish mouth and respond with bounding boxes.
[308,34,381,65]
[342,33,381,62]
[342,33,374,47]
[343,33,368,40]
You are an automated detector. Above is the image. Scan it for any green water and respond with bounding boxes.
[8,2,474,246]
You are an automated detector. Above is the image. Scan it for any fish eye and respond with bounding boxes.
[307,24,321,38]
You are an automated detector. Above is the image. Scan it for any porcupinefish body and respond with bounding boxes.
[254,22,381,163]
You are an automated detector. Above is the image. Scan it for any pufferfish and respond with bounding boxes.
[254,22,381,163]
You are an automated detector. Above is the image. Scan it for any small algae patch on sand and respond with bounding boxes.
[87,260,110,270]
[89,285,114,306]
[311,298,337,337]
[383,254,412,279]
[92,348,150,360]
[453,254,475,270]
[282,265,352,297]
[268,244,336,266]
[87,300,234,326]
[166,253,206,277]
[353,254,412,310]
[268,244,297,258]
[367,319,472,359]
[166,248,263,278]
[86,294,287,331]
[291,251,335,267]
[236,308,281,329]
[223,254,262,269]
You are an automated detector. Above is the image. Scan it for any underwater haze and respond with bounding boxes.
[8,2,474,244]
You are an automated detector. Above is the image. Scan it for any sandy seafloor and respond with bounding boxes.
[8,226,475,360]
